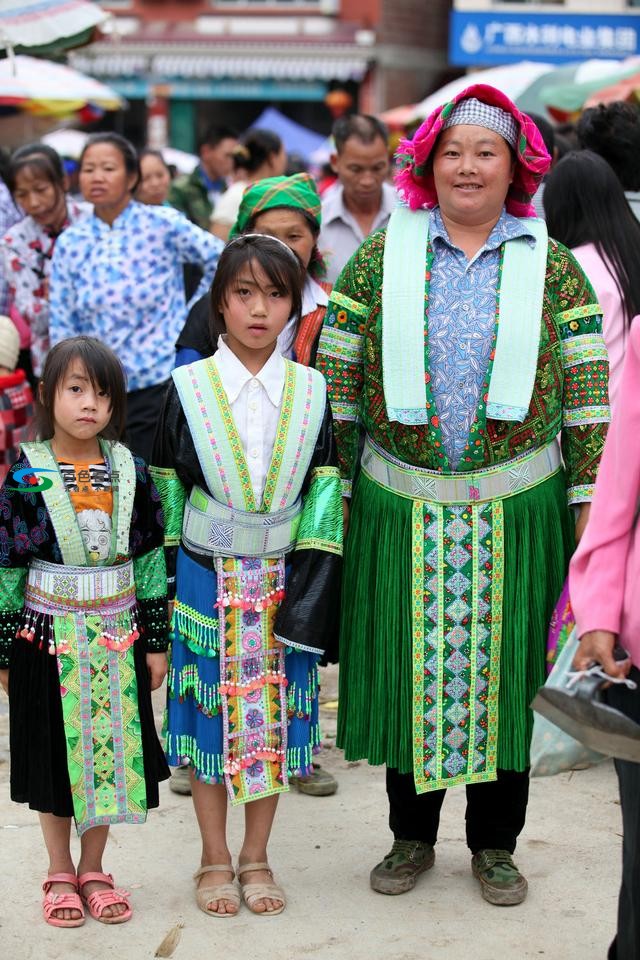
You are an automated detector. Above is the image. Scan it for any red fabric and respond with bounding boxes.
[0,369,28,390]
[394,83,551,218]
[294,281,332,367]
[0,369,35,480]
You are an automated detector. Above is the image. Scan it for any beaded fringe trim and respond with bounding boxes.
[173,601,219,657]
[167,664,317,723]
[165,733,321,786]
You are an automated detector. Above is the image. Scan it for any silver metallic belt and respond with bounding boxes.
[182,487,302,558]
[361,436,562,505]
[25,558,136,614]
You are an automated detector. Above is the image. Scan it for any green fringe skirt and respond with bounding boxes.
[336,467,575,775]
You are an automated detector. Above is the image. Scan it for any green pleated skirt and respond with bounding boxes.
[336,467,575,776]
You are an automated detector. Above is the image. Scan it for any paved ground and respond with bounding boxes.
[0,669,622,960]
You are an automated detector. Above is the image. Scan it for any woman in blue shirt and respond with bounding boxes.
[49,133,223,462]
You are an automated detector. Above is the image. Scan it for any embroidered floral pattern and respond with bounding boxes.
[316,222,609,504]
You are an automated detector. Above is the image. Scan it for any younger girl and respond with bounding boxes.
[152,235,342,917]
[0,337,169,927]
[0,144,87,383]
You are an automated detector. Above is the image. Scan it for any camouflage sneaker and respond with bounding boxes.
[289,764,338,797]
[168,764,192,796]
[471,849,528,905]
[370,840,435,895]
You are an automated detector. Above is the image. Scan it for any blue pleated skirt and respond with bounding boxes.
[165,549,321,787]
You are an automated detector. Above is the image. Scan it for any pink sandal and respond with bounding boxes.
[78,872,132,925]
[42,872,85,928]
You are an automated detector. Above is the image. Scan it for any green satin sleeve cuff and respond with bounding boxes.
[149,466,186,547]
[0,568,27,668]
[295,467,343,556]
[133,546,168,601]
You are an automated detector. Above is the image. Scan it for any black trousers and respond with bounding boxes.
[387,767,530,854]
[605,667,640,960]
[125,381,169,463]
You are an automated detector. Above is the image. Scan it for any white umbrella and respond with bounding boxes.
[43,131,200,178]
[42,128,89,158]
[309,136,334,166]
[0,0,108,56]
[0,55,123,113]
[162,147,198,175]
[411,61,554,123]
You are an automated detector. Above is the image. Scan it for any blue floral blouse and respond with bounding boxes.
[49,200,223,392]
[428,207,536,467]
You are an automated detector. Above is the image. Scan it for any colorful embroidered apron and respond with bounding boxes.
[361,436,562,792]
[20,441,144,834]
[172,357,326,804]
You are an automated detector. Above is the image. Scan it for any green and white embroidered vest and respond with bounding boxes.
[21,440,136,566]
[172,356,327,514]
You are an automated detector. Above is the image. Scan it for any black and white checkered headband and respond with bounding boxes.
[442,97,519,150]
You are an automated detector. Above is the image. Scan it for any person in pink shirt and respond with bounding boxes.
[544,149,640,408]
[570,317,640,960]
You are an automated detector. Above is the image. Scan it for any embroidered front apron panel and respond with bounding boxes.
[24,559,146,834]
[172,357,327,803]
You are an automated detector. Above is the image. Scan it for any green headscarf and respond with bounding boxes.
[229,172,322,239]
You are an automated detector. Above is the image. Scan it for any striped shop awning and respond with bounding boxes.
[71,49,370,85]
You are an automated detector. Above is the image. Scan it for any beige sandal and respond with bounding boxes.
[237,861,286,917]
[193,865,240,918]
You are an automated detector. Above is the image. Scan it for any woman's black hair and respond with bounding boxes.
[576,103,640,191]
[544,150,640,327]
[6,143,65,194]
[209,234,304,342]
[138,147,171,171]
[232,129,283,174]
[79,132,141,191]
[36,336,127,441]
[245,206,327,281]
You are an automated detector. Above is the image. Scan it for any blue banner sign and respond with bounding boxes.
[450,10,640,66]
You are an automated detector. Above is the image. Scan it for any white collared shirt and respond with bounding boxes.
[319,181,398,284]
[213,335,285,503]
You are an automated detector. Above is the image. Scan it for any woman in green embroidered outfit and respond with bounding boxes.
[151,235,342,917]
[315,85,610,905]
[0,337,169,927]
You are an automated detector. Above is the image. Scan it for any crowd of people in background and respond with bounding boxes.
[0,93,638,957]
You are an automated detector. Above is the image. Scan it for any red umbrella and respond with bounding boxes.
[583,72,640,109]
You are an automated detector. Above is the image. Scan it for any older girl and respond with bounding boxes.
[152,235,342,916]
[177,172,330,368]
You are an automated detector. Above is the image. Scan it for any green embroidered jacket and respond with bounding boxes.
[316,230,609,504]
[0,454,169,668]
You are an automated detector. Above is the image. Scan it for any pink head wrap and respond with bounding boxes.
[394,83,552,218]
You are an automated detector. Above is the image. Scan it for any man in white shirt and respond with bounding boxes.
[319,115,397,285]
